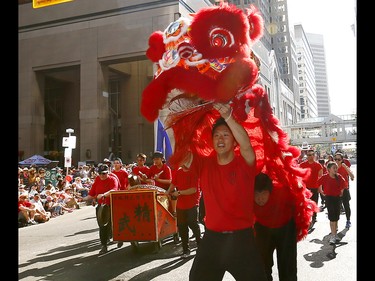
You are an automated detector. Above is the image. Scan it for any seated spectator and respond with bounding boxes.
[56,175,65,191]
[30,193,51,223]
[55,192,75,213]
[21,167,29,188]
[72,177,89,198]
[41,189,52,200]
[18,193,37,225]
[28,183,39,199]
[43,182,57,195]
[61,186,80,209]
[44,195,59,217]
[27,168,38,191]
[18,167,23,186]
[81,165,90,180]
[19,184,27,196]
[37,168,46,192]
[45,192,73,216]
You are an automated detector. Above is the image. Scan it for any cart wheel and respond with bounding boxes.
[153,240,162,253]
[130,241,139,252]
[173,233,180,243]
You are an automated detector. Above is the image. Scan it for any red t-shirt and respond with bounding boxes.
[132,165,150,184]
[254,183,294,228]
[111,169,129,190]
[89,175,119,205]
[172,167,201,210]
[337,165,350,188]
[18,200,33,212]
[148,163,172,190]
[317,173,346,196]
[191,152,256,232]
[299,160,323,189]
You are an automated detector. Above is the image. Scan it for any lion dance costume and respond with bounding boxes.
[141,2,317,241]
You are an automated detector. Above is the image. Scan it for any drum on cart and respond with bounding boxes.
[110,185,178,252]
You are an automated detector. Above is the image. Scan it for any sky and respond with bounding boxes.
[287,0,357,116]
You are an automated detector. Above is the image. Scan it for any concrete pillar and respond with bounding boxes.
[18,68,45,158]
[79,29,110,164]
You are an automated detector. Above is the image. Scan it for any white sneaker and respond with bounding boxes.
[329,235,336,244]
[335,234,341,242]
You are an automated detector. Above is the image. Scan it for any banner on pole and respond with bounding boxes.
[64,157,72,168]
[154,119,172,162]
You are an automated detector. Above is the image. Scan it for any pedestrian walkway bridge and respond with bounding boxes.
[282,114,357,146]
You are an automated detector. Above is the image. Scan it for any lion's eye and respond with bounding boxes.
[212,34,227,47]
[210,28,234,48]
[166,21,181,36]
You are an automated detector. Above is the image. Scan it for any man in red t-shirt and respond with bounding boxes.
[167,165,202,258]
[317,161,346,244]
[188,103,267,281]
[146,151,172,190]
[18,193,37,225]
[83,164,119,254]
[254,172,297,281]
[299,149,323,225]
[111,157,129,190]
[334,152,355,228]
[131,153,150,185]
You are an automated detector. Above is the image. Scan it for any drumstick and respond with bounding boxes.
[153,170,164,179]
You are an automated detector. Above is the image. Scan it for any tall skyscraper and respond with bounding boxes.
[293,24,318,119]
[306,33,331,117]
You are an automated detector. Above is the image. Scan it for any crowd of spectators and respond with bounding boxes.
[18,164,98,227]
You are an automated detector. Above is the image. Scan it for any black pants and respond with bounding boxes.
[189,227,267,281]
[341,188,351,221]
[254,219,297,281]
[96,204,112,246]
[326,195,341,221]
[320,193,326,205]
[307,188,319,221]
[176,206,201,252]
[198,195,205,227]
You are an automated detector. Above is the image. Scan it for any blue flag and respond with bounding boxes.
[155,118,173,162]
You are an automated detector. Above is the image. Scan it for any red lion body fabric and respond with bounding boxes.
[141,3,317,241]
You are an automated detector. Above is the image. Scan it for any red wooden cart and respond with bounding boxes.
[110,185,178,252]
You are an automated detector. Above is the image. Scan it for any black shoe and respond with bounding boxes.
[117,242,123,248]
[99,245,108,255]
[180,250,191,259]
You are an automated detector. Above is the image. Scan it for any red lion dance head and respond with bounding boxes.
[141,2,317,241]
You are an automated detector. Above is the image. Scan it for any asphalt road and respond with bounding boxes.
[19,164,357,281]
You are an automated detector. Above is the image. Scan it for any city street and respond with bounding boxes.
[19,165,357,281]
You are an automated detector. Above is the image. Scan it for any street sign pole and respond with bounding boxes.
[63,128,76,185]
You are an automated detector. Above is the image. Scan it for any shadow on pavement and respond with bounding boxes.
[303,228,349,268]
[18,232,195,281]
